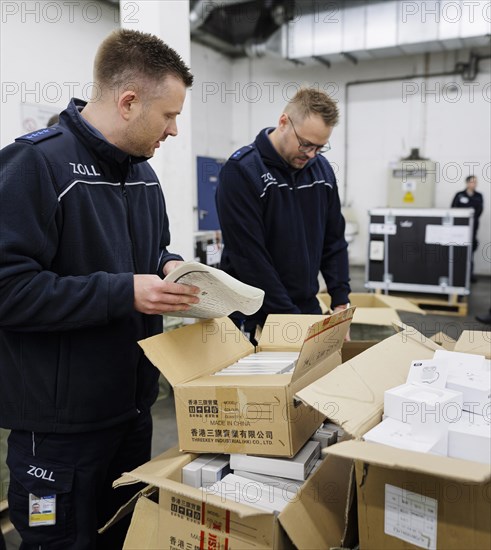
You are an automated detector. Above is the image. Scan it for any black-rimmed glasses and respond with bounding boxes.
[287,115,330,154]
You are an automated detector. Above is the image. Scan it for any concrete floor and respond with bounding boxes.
[2,265,490,548]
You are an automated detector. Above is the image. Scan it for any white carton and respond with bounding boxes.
[434,350,491,415]
[363,417,448,455]
[181,453,219,488]
[406,358,449,388]
[384,383,463,432]
[448,411,491,464]
[230,440,320,481]
[232,470,304,493]
[201,456,231,485]
[204,473,294,513]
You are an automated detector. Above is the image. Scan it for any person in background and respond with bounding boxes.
[451,175,483,283]
[0,29,199,549]
[216,87,351,342]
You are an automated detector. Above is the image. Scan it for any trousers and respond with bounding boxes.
[7,411,152,550]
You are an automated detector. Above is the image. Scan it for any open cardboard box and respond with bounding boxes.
[110,445,357,550]
[318,292,425,361]
[453,330,491,358]
[139,309,353,457]
[294,325,491,550]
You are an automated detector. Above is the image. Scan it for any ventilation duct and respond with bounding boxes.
[286,0,490,65]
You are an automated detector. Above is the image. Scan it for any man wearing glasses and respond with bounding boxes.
[216,87,351,342]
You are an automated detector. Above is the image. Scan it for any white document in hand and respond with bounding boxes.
[163,261,265,319]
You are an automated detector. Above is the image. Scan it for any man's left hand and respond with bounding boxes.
[332,303,351,342]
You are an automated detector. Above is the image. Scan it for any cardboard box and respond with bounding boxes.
[113,446,357,550]
[318,292,424,361]
[429,331,456,351]
[293,327,490,549]
[453,330,491,359]
[139,310,353,457]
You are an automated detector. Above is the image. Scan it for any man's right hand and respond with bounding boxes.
[134,275,200,314]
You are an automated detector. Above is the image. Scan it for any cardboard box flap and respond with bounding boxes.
[454,330,491,359]
[139,317,253,386]
[372,294,425,314]
[295,328,440,438]
[122,496,160,550]
[290,308,354,385]
[259,314,327,350]
[352,307,401,327]
[319,292,425,317]
[430,331,457,351]
[99,485,157,534]
[114,446,190,488]
[279,453,356,549]
[327,440,491,484]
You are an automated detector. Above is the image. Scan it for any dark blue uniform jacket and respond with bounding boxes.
[0,99,181,433]
[216,128,350,327]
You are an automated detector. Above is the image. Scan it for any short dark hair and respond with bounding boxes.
[465,175,476,183]
[94,29,193,94]
[285,87,339,126]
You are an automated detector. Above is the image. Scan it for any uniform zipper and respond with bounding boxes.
[120,160,140,273]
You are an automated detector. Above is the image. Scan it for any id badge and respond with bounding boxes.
[29,493,56,527]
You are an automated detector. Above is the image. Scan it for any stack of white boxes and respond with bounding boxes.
[213,351,298,376]
[198,440,321,513]
[181,419,345,514]
[364,351,490,464]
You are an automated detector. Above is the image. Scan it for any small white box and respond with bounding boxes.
[434,350,486,374]
[446,371,491,416]
[363,417,448,455]
[204,473,294,513]
[433,349,490,416]
[181,454,219,488]
[201,456,231,485]
[232,470,303,494]
[237,351,299,363]
[384,383,463,429]
[230,440,320,481]
[448,411,491,464]
[406,358,448,388]
[214,355,297,376]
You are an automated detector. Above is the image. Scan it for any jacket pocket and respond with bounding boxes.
[6,444,75,547]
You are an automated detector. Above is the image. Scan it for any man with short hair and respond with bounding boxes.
[0,29,199,549]
[216,88,351,340]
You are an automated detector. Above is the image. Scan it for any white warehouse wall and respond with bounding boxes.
[190,48,490,275]
[0,0,119,147]
[0,0,195,260]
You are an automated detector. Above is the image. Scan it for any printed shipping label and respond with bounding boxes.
[385,484,437,550]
